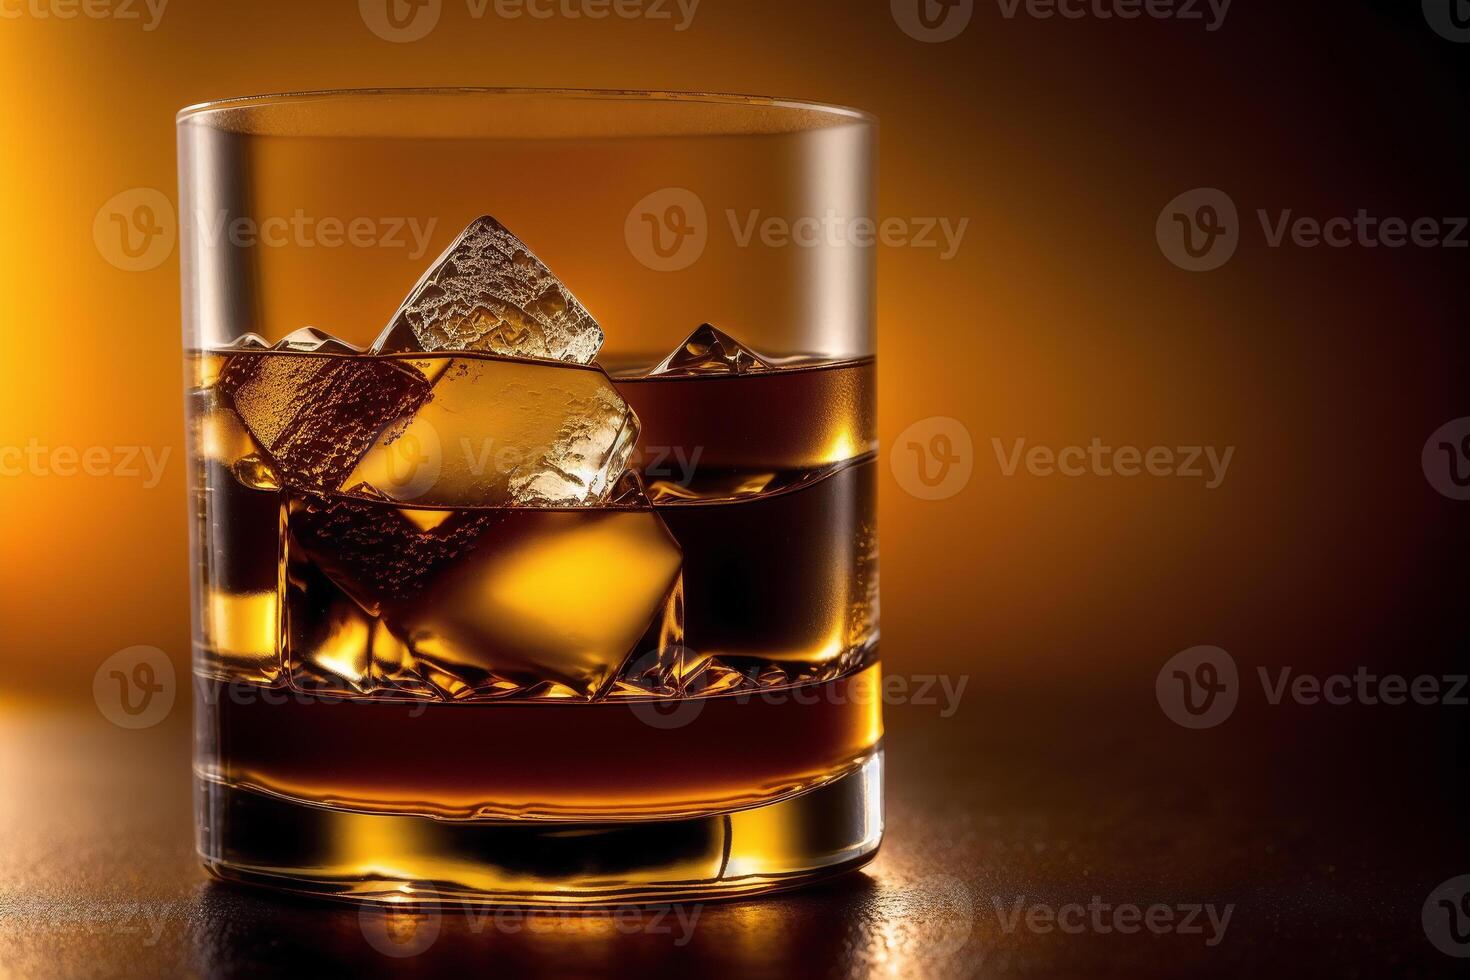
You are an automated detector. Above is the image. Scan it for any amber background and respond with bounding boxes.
[0,0,1464,710]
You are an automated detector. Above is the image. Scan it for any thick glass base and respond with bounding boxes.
[198,750,883,906]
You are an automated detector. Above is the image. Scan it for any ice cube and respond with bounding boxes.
[285,476,683,701]
[216,352,433,493]
[371,216,603,364]
[221,333,269,351]
[342,354,638,508]
[273,326,363,354]
[647,324,772,377]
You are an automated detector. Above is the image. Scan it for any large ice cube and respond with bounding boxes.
[648,323,772,377]
[372,216,603,363]
[215,350,433,493]
[285,475,683,701]
[342,354,638,508]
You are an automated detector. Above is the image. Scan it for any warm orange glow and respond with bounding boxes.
[0,3,1453,705]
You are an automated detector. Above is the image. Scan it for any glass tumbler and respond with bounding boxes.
[178,88,880,905]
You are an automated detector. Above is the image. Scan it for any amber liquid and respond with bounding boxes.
[190,352,879,821]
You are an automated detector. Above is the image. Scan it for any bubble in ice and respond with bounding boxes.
[647,323,772,377]
[216,349,433,494]
[371,216,604,364]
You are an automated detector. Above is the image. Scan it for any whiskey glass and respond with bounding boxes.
[178,88,880,905]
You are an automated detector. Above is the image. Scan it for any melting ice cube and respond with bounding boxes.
[284,474,683,701]
[341,355,639,508]
[216,349,433,493]
[273,327,363,354]
[372,216,603,364]
[647,324,772,377]
[219,333,269,351]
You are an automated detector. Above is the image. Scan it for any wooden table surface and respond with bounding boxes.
[0,687,1461,978]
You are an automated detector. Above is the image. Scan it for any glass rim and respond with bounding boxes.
[176,86,876,128]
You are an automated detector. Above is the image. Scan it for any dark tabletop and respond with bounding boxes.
[1,684,1463,979]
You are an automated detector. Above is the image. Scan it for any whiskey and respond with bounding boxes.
[187,216,883,904]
